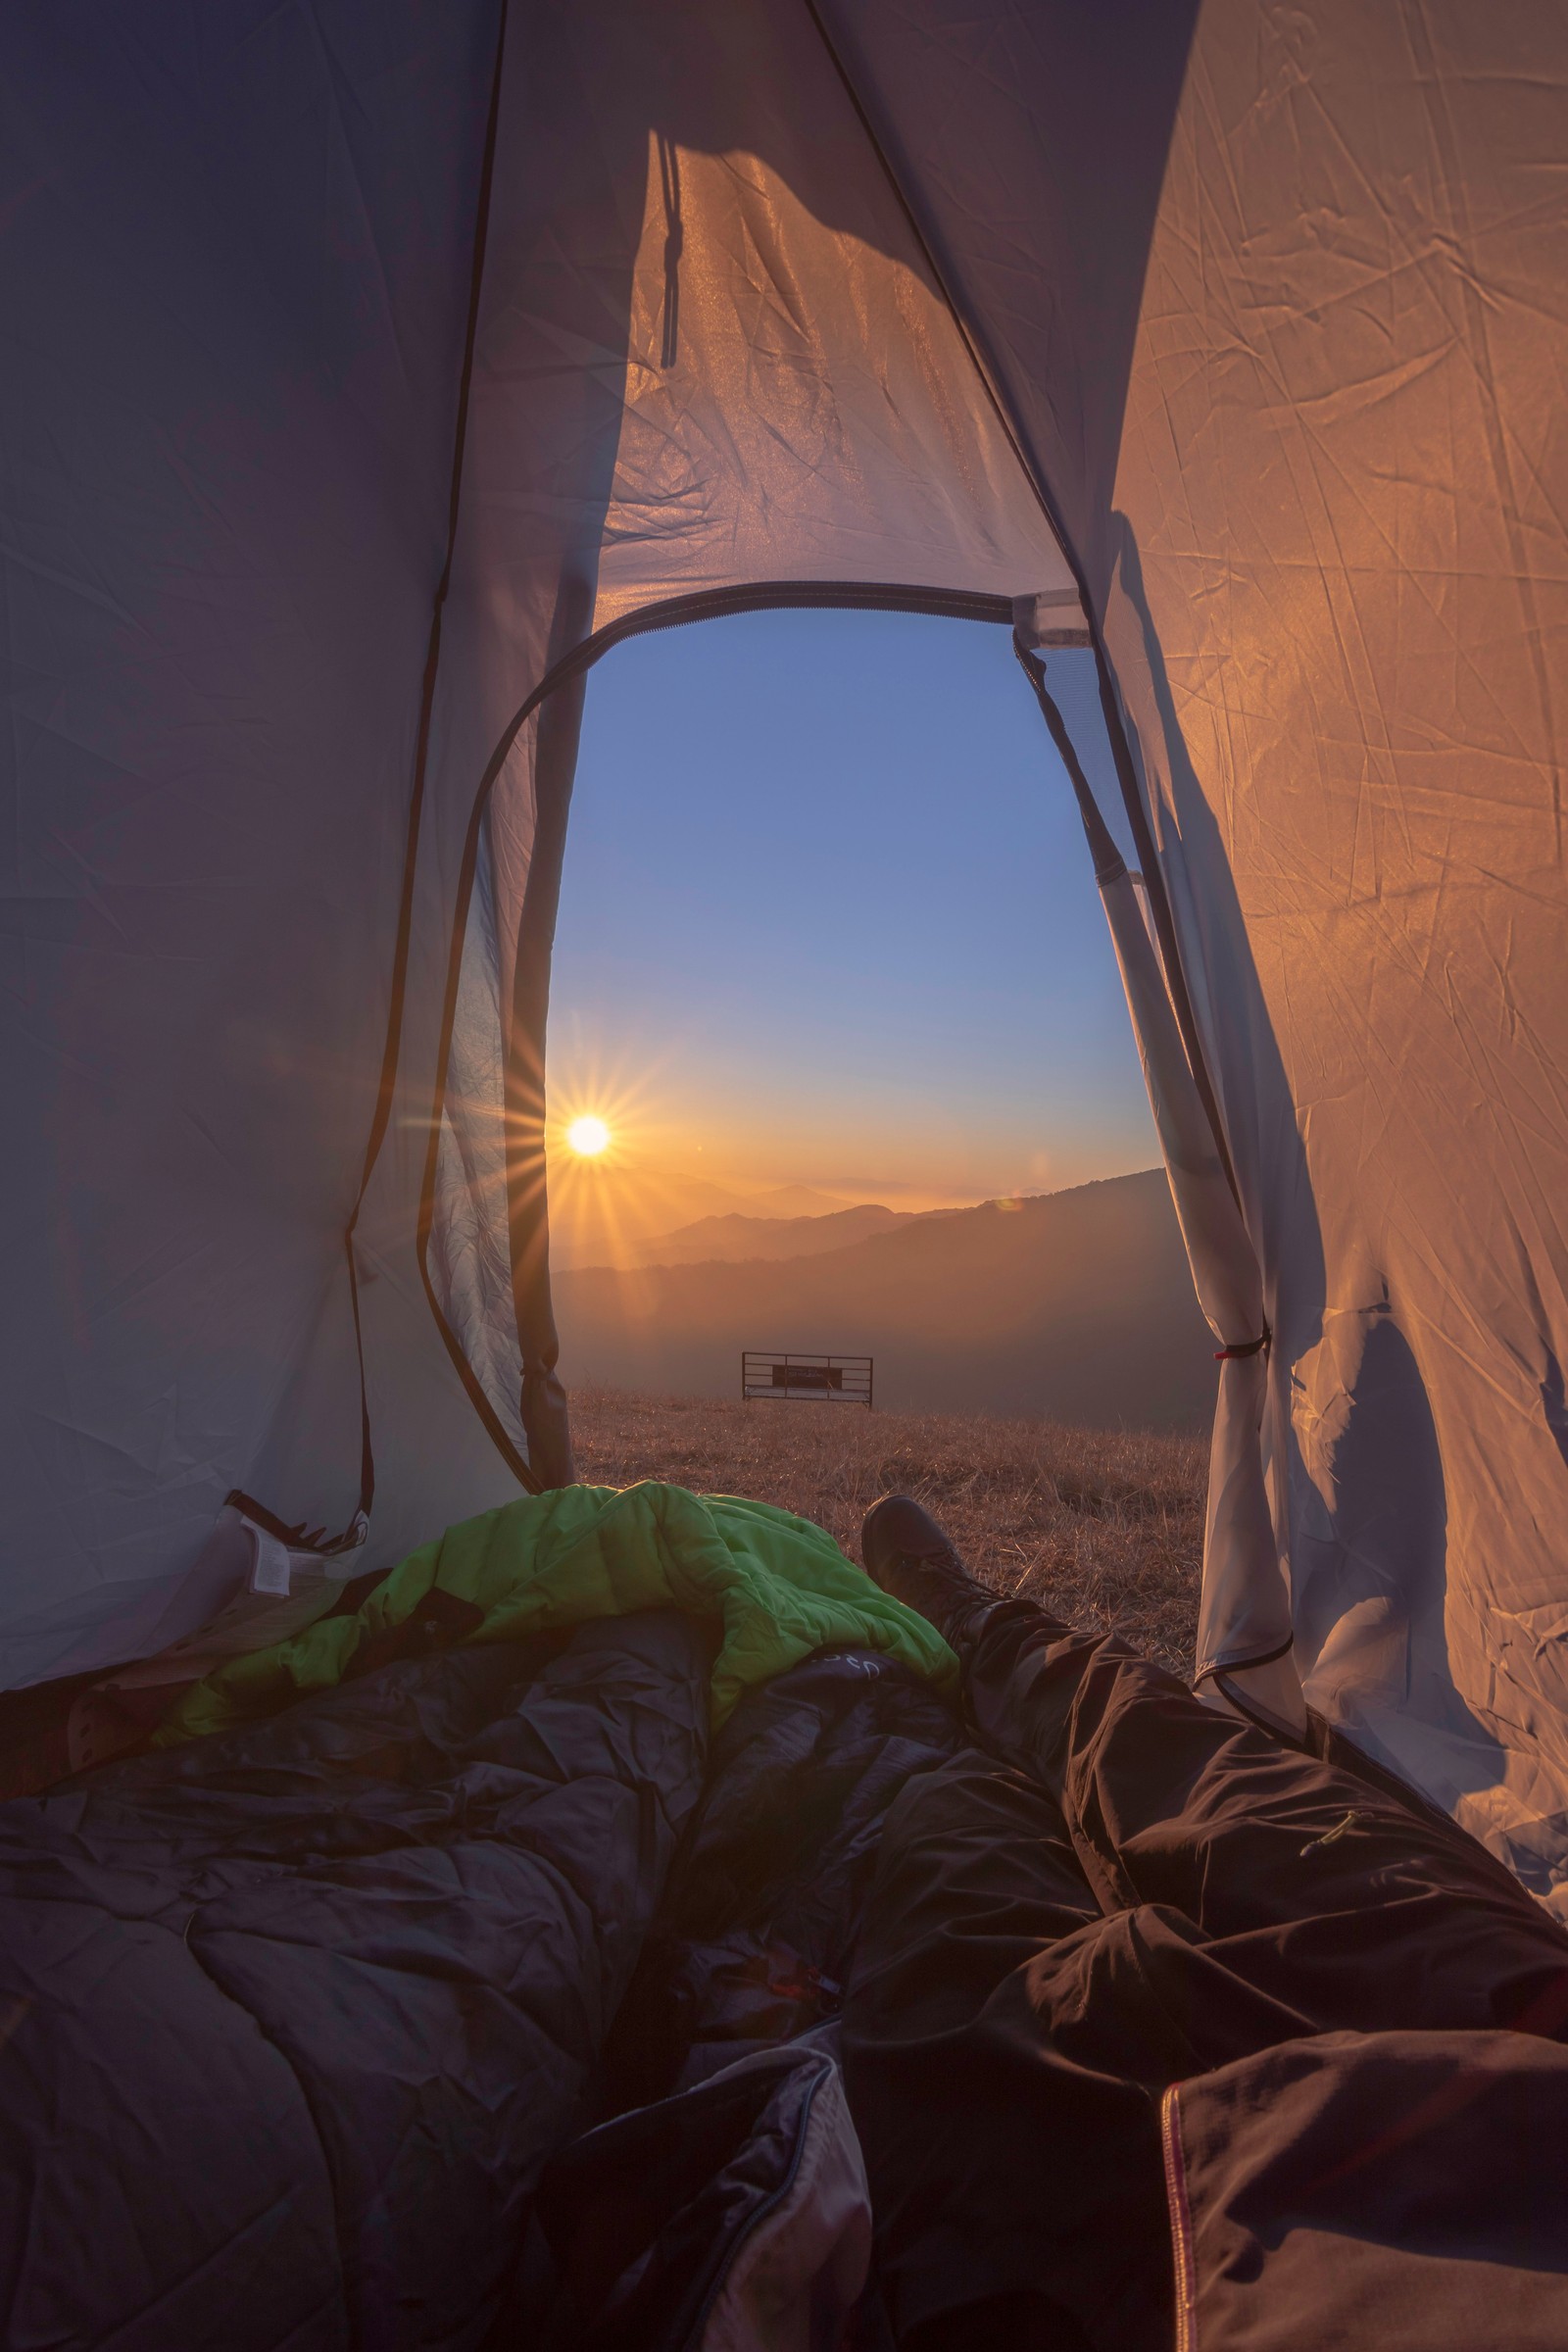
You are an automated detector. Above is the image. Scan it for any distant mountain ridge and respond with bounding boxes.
[611,1200,914,1266]
[547,1168,858,1269]
[554,1168,1214,1430]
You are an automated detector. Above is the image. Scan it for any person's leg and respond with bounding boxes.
[860,1495,1568,2044]
[850,1498,1568,2349]
[958,1596,1568,2042]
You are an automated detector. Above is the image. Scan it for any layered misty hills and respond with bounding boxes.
[546,1170,863,1272]
[553,1168,1215,1430]
[614,1200,912,1265]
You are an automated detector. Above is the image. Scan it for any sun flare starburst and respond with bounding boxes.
[565,1114,612,1157]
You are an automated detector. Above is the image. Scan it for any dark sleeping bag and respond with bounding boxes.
[0,1617,963,2351]
[526,1650,964,2349]
[0,1613,712,2351]
[603,1649,966,2107]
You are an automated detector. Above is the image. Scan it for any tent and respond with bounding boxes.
[6,0,1568,1912]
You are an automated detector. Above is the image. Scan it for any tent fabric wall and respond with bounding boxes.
[0,2,508,1688]
[1103,2,1568,1900]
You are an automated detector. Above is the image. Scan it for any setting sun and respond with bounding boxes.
[565,1115,612,1157]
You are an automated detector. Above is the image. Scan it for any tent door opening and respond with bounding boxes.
[416,586,1298,1728]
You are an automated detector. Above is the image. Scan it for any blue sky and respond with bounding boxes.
[550,607,1157,1206]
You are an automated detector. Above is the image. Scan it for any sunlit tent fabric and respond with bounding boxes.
[4,1,1568,1910]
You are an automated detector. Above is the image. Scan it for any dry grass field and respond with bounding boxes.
[572,1386,1207,1677]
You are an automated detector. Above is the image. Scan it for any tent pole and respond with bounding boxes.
[1013,634,1305,1739]
[503,586,594,1492]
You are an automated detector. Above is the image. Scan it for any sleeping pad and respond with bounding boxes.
[0,1487,964,2352]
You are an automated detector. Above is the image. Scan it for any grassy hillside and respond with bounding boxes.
[572,1386,1206,1677]
[556,1168,1214,1429]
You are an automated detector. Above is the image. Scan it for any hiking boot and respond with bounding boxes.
[860,1494,996,1646]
